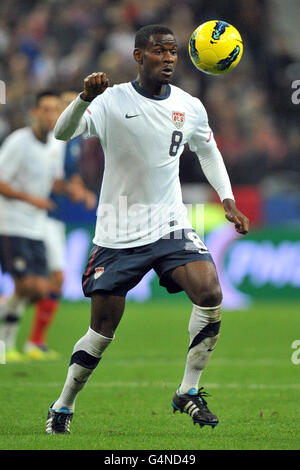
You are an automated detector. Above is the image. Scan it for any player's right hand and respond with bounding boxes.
[81,72,109,102]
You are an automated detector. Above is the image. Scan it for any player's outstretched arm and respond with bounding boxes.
[196,146,249,235]
[54,72,109,141]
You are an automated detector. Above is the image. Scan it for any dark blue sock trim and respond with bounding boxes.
[4,313,19,323]
[49,292,61,300]
[69,350,101,369]
[188,321,221,351]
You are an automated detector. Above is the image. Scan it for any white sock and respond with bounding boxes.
[0,294,28,349]
[178,304,221,395]
[53,327,113,412]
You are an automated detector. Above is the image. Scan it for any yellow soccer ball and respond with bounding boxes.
[188,20,243,75]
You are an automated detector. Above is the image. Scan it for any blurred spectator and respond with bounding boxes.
[0,0,299,190]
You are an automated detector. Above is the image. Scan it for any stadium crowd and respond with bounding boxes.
[0,0,299,190]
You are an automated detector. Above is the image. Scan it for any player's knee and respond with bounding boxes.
[29,277,50,302]
[15,277,35,299]
[194,283,223,308]
[51,271,64,292]
[91,294,125,337]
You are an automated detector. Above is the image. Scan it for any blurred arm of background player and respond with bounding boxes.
[0,180,55,211]
[0,176,94,211]
[0,177,96,212]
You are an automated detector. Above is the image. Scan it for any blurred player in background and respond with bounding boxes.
[25,91,97,360]
[46,25,249,434]
[0,91,65,362]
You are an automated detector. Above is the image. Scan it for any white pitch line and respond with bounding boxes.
[2,381,300,390]
[106,358,290,366]
[0,357,290,367]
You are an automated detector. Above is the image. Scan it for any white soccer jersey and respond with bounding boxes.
[55,80,235,248]
[0,127,65,240]
[82,82,219,248]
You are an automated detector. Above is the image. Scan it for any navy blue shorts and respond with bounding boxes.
[0,235,48,279]
[82,229,214,297]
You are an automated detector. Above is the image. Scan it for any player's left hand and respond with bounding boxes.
[222,198,249,235]
[84,190,97,210]
[66,181,97,210]
[66,181,85,202]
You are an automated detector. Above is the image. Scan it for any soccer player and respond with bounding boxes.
[46,25,249,434]
[25,90,97,360]
[0,91,65,361]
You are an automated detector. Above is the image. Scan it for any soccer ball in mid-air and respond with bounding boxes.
[188,20,243,75]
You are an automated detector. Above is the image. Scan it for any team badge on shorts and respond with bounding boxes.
[172,111,185,129]
[94,266,104,280]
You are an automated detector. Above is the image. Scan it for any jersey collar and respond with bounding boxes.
[131,80,171,100]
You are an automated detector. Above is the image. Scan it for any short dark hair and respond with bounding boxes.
[35,90,59,107]
[135,24,174,49]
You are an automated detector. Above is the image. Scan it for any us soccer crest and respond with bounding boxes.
[94,267,104,280]
[172,111,185,129]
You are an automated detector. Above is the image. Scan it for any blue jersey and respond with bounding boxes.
[49,136,82,221]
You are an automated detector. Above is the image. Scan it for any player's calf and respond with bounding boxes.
[173,303,221,427]
[46,326,113,433]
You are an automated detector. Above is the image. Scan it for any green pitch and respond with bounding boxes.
[0,298,300,450]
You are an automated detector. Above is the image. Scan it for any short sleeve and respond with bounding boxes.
[0,133,23,182]
[82,89,111,142]
[187,98,217,154]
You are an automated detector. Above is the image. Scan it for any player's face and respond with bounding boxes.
[32,96,61,132]
[139,34,178,84]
